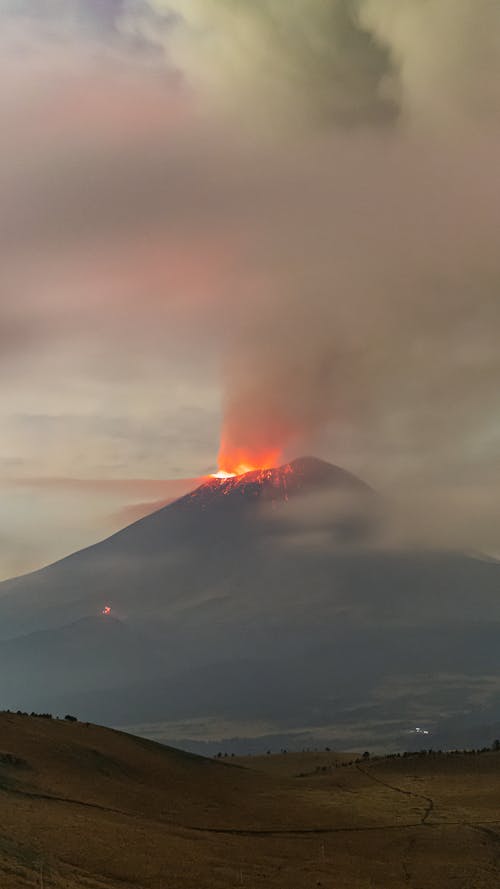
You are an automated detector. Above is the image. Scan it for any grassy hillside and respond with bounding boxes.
[0,712,499,888]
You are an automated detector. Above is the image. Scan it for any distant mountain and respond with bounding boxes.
[0,457,376,639]
[0,456,499,749]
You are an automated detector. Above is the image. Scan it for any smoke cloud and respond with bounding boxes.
[138,0,500,483]
[147,0,396,125]
[148,0,500,125]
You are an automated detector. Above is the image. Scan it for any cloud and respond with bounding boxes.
[144,0,397,125]
[8,476,200,496]
[111,491,190,525]
[144,0,500,129]
[0,1,126,33]
[359,0,500,125]
[4,474,203,544]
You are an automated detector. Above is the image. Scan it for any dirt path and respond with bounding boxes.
[2,779,499,841]
[356,764,434,824]
[466,823,500,875]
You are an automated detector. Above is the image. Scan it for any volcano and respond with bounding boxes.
[0,457,375,638]
[0,455,499,751]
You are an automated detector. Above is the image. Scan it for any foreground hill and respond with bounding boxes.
[0,713,499,888]
[0,457,499,746]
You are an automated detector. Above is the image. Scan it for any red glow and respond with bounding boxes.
[102,605,111,616]
[214,445,282,478]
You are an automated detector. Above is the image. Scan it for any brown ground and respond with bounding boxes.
[0,713,498,888]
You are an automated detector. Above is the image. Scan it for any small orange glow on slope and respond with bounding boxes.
[102,605,111,615]
[211,445,282,479]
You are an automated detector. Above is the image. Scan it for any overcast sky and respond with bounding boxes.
[1,0,500,578]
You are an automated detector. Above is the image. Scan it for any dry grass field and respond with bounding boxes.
[0,713,499,888]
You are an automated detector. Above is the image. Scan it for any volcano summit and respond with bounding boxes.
[0,456,499,751]
[190,456,373,507]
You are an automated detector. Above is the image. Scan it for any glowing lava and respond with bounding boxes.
[101,605,111,616]
[212,446,283,479]
[211,464,257,479]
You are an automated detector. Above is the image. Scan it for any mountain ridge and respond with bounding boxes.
[0,455,499,749]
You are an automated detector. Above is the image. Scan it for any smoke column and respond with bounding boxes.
[136,0,500,473]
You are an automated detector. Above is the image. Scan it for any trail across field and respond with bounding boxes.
[0,714,499,888]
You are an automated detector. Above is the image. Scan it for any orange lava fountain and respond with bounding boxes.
[211,445,282,479]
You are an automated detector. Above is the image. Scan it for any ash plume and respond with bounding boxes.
[139,1,500,485]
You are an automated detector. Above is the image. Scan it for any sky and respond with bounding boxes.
[1,0,500,578]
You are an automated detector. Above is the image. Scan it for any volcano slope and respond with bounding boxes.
[0,456,500,746]
[0,713,499,889]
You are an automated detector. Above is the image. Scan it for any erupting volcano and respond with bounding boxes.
[1,453,500,755]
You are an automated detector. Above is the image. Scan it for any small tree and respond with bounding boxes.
[492,739,500,752]
[64,714,77,723]
[362,751,370,760]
